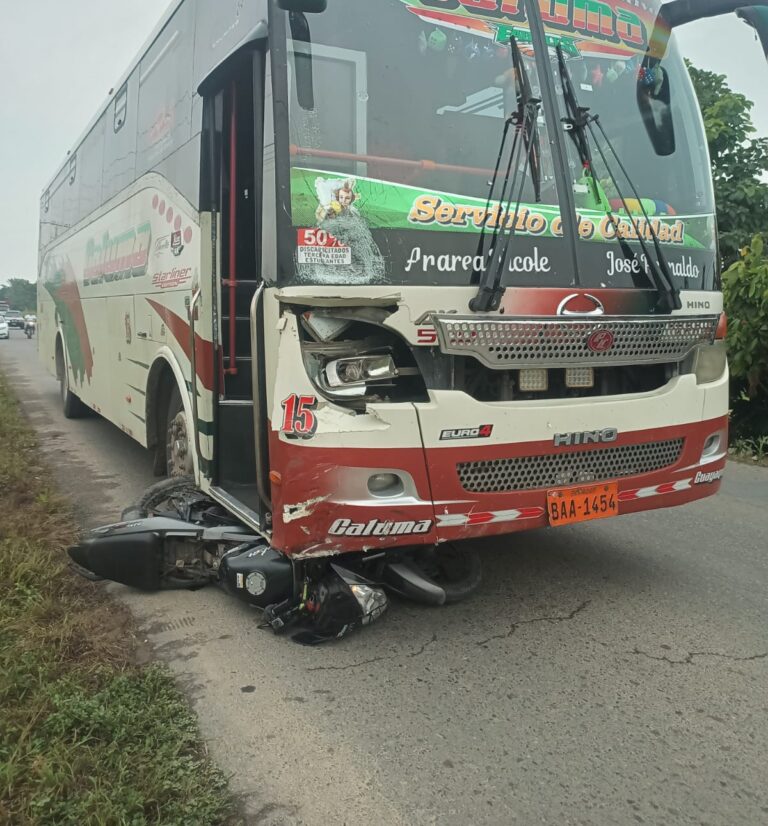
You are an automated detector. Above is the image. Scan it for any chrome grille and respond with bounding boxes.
[457,438,684,493]
[432,315,718,370]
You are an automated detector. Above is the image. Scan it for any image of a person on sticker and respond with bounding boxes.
[314,177,360,223]
[299,175,385,284]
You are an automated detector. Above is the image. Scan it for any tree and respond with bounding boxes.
[0,278,37,313]
[722,234,768,438]
[688,64,768,266]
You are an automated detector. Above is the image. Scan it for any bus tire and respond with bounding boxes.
[165,385,194,478]
[57,340,88,419]
[413,543,483,605]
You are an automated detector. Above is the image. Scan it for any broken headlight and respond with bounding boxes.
[299,311,427,407]
[324,355,398,388]
[293,564,388,645]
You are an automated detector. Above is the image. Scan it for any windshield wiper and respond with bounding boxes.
[470,37,541,313]
[512,36,542,204]
[555,45,681,313]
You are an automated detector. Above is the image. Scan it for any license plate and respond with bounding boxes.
[546,482,619,527]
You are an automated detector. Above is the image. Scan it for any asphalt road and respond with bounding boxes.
[2,331,767,826]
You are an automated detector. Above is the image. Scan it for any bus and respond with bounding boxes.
[46,0,767,639]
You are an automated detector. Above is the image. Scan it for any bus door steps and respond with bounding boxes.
[221,278,259,400]
[208,486,264,534]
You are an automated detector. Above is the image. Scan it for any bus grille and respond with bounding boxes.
[457,438,685,493]
[432,315,719,369]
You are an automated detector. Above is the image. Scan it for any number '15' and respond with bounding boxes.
[281,394,318,438]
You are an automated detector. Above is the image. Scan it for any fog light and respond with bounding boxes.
[325,355,397,388]
[565,367,595,388]
[519,368,548,392]
[701,432,722,460]
[703,434,720,455]
[368,473,404,498]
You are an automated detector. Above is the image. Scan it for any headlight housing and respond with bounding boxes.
[298,311,427,407]
[692,340,727,385]
[324,355,398,388]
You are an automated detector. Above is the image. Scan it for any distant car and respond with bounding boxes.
[0,316,9,340]
[6,310,24,329]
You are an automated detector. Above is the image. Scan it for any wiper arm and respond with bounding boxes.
[556,45,682,312]
[511,36,542,203]
[470,37,541,313]
[554,45,640,282]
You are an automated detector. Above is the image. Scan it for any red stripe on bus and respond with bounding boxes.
[146,299,214,391]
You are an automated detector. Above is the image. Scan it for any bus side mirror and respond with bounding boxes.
[289,12,316,111]
[278,0,327,12]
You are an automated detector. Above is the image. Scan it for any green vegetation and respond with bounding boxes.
[688,64,768,268]
[689,64,768,442]
[722,235,768,442]
[0,278,37,314]
[730,435,768,464]
[0,375,239,826]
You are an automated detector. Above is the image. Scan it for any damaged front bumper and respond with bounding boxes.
[67,482,481,643]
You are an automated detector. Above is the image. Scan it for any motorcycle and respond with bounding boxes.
[24,321,36,339]
[68,477,481,645]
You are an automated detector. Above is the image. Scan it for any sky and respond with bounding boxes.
[0,2,766,284]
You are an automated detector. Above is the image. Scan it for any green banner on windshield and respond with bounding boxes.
[291,167,712,250]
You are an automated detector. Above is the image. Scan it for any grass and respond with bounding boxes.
[0,374,239,825]
[730,435,768,466]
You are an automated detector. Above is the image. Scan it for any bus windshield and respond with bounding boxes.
[279,0,717,292]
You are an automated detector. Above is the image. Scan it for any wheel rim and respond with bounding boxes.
[168,411,194,477]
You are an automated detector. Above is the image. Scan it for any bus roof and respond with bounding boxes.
[42,0,185,195]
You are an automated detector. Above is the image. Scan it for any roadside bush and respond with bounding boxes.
[722,234,768,440]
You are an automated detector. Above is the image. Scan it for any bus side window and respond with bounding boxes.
[114,85,128,133]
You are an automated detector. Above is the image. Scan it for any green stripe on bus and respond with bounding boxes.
[197,419,214,437]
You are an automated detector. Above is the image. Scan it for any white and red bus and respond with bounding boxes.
[42,0,766,636]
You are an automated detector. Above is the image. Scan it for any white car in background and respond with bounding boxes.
[0,315,9,340]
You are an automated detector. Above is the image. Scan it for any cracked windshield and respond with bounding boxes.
[285,0,717,291]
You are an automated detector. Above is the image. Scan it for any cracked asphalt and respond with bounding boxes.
[2,335,767,826]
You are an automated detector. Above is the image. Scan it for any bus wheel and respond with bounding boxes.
[166,386,194,478]
[57,342,88,419]
[412,543,482,604]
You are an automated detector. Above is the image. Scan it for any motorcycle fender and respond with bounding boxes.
[69,516,203,591]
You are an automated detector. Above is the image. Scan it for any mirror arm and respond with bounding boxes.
[661,0,768,29]
[277,0,327,13]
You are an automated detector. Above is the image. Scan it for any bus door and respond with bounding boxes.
[201,45,266,515]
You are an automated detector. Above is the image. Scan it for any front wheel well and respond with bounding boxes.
[145,359,178,453]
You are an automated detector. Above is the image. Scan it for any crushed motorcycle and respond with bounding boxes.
[68,477,481,644]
